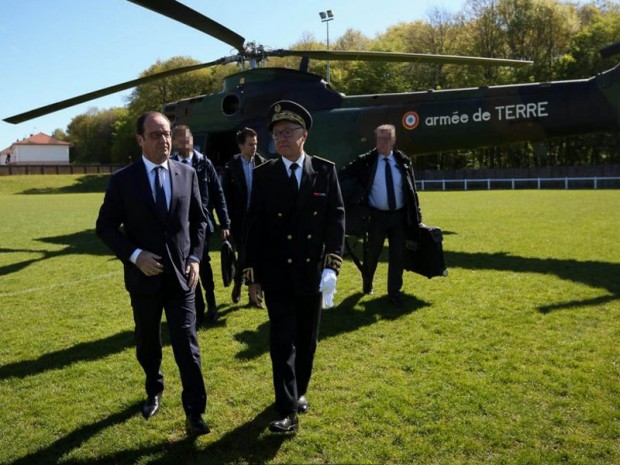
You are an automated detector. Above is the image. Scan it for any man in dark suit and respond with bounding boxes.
[339,124,424,306]
[96,111,210,436]
[244,101,345,433]
[170,125,230,324]
[222,127,266,305]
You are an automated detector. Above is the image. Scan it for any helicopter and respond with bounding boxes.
[4,0,620,169]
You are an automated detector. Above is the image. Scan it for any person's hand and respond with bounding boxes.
[135,251,164,277]
[185,260,200,290]
[319,268,337,308]
[221,229,230,240]
[248,283,264,308]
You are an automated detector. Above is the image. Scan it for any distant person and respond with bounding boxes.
[171,125,230,324]
[5,154,10,164]
[244,100,345,433]
[222,127,266,305]
[96,111,210,436]
[339,123,424,306]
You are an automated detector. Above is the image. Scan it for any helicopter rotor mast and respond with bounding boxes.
[3,0,533,125]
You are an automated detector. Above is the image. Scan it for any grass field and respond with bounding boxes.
[0,174,618,465]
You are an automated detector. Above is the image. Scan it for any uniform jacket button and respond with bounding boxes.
[287,258,293,264]
[306,258,311,263]
[307,234,312,239]
[287,234,293,240]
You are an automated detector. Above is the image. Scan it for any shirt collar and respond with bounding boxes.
[281,153,305,171]
[379,150,393,160]
[142,155,169,172]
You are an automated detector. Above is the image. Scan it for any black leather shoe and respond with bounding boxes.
[231,282,242,303]
[297,395,309,414]
[363,281,374,295]
[269,412,299,433]
[206,303,219,323]
[186,414,210,436]
[142,393,162,419]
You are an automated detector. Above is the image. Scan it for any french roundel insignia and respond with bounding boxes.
[402,111,419,130]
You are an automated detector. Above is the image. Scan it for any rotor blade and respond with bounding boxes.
[270,49,533,67]
[4,57,234,124]
[128,0,245,52]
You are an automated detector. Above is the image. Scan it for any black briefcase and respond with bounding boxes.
[404,226,448,279]
[220,239,236,287]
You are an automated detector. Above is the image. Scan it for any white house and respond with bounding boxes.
[7,132,71,164]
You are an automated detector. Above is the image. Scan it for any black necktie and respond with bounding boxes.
[385,158,396,211]
[181,158,189,165]
[154,166,168,218]
[289,163,299,195]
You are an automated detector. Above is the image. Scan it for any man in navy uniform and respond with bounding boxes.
[339,124,423,306]
[171,125,230,324]
[243,101,345,433]
[222,127,266,305]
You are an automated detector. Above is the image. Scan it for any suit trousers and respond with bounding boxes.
[264,291,322,415]
[195,234,216,321]
[365,208,407,296]
[130,273,207,416]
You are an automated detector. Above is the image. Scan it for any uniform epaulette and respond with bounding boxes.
[312,156,335,166]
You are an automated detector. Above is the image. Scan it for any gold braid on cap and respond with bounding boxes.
[243,267,255,284]
[323,253,343,274]
[272,111,306,129]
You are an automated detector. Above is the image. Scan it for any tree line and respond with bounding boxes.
[57,0,620,170]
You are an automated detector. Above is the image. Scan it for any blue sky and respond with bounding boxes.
[0,0,583,149]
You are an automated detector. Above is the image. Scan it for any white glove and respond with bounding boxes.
[319,268,337,308]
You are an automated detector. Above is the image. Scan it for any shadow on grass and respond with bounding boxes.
[444,250,619,313]
[0,330,135,381]
[9,401,143,465]
[0,323,175,382]
[0,229,109,276]
[10,403,288,465]
[234,292,430,360]
[18,174,110,194]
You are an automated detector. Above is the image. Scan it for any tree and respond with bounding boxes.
[127,56,222,116]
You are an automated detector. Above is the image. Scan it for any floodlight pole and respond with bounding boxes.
[319,10,334,83]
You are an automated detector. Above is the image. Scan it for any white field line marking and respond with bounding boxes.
[0,271,122,297]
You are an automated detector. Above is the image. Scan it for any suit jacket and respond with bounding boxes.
[96,159,207,294]
[222,152,266,240]
[170,150,230,234]
[339,148,423,232]
[244,154,345,295]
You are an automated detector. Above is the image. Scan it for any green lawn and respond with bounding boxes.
[0,175,618,465]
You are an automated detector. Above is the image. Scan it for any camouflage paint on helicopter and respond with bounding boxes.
[167,63,620,168]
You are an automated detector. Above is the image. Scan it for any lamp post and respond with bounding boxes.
[319,10,334,83]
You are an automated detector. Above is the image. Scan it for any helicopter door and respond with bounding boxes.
[201,131,239,171]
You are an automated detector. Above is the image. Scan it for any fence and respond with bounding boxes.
[0,164,124,176]
[416,176,620,190]
[2,164,619,190]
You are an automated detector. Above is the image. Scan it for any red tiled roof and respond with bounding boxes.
[13,132,71,146]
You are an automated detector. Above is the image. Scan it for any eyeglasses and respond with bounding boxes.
[146,131,172,140]
[272,126,303,140]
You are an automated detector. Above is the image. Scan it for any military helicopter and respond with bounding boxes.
[4,0,620,169]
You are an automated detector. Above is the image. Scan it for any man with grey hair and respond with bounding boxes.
[339,124,424,306]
